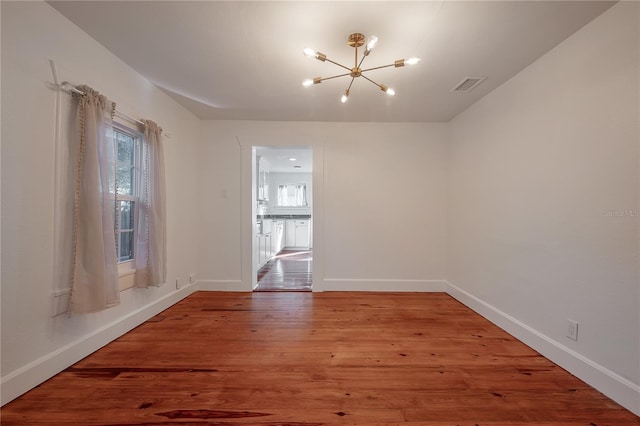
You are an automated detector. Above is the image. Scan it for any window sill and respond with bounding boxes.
[118,261,136,291]
[118,260,135,277]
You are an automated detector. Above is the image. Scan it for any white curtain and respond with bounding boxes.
[278,184,288,206]
[69,86,120,314]
[134,120,167,287]
[296,184,307,206]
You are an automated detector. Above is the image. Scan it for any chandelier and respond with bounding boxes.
[302,33,420,103]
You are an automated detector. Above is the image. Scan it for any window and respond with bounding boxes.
[277,184,308,207]
[114,127,139,264]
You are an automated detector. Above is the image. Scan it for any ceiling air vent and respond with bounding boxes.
[451,76,487,93]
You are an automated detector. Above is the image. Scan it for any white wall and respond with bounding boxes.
[198,121,448,291]
[1,2,201,404]
[448,1,639,412]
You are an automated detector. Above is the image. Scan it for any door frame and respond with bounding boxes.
[239,140,324,292]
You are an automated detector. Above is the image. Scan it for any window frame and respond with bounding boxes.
[112,123,142,280]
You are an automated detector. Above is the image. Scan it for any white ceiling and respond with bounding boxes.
[256,146,313,173]
[49,1,615,123]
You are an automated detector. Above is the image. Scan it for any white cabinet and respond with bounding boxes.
[257,220,285,269]
[277,220,285,253]
[285,219,296,247]
[257,233,271,268]
[256,234,264,268]
[295,220,310,247]
[257,156,270,201]
[270,222,277,257]
[285,219,310,248]
[271,220,284,255]
[265,233,272,261]
[258,218,308,269]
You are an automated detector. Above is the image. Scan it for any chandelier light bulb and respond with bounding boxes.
[380,84,395,96]
[405,57,421,65]
[341,89,350,103]
[366,35,378,51]
[302,79,314,87]
[303,47,316,57]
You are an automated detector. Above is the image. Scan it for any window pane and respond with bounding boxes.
[119,230,134,262]
[120,201,135,230]
[114,128,138,263]
[116,164,133,195]
[117,132,135,165]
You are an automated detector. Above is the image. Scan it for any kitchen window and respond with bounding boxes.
[277,183,308,207]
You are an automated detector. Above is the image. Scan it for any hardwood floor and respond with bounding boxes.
[255,249,312,291]
[2,292,638,425]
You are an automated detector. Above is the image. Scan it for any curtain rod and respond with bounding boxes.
[48,60,171,138]
[57,81,145,126]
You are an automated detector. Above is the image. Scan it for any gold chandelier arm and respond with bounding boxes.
[322,56,352,72]
[346,76,356,92]
[361,75,395,95]
[360,74,384,90]
[316,71,354,83]
[360,63,396,73]
[357,51,368,69]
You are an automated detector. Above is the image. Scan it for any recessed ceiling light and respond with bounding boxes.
[289,157,297,161]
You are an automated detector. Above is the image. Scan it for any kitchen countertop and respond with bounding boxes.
[257,214,311,220]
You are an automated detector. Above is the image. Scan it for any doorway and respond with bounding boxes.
[253,146,313,292]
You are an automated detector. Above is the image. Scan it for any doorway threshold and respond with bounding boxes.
[255,249,312,292]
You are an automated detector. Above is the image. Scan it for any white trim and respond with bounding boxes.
[323,279,447,292]
[241,143,256,292]
[1,284,197,406]
[197,280,249,292]
[445,280,640,416]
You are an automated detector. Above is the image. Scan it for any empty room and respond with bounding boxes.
[1,1,638,424]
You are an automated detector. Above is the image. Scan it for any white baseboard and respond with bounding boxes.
[1,283,197,406]
[445,280,640,416]
[323,278,447,292]
[198,279,249,291]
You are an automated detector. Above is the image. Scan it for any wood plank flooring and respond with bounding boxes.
[255,249,312,291]
[2,292,638,425]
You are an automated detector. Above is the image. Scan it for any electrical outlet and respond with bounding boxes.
[189,274,197,284]
[51,289,72,317]
[567,319,579,341]
[175,278,182,290]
